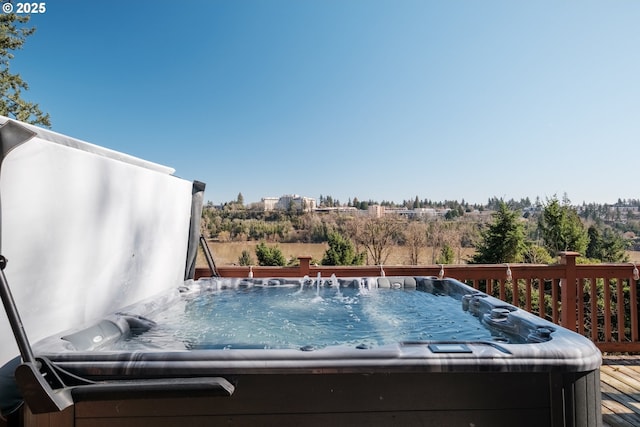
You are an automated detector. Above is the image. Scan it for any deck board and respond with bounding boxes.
[602,356,640,427]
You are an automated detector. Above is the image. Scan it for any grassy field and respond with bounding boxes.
[627,250,640,264]
[197,241,640,267]
[199,241,475,266]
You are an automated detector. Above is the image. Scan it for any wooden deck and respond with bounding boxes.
[602,355,640,427]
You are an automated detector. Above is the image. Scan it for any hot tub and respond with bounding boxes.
[27,275,602,427]
[0,118,601,426]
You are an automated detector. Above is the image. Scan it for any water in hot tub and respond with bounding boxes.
[115,279,499,350]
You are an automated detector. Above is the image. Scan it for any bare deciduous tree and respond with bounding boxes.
[426,220,466,264]
[404,221,427,265]
[350,216,404,265]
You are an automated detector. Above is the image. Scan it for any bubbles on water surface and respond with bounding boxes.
[119,284,498,350]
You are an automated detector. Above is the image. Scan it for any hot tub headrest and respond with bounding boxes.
[60,314,156,351]
[61,318,129,351]
[377,277,417,289]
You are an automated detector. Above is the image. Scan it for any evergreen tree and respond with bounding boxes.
[255,242,286,266]
[321,232,365,266]
[238,249,254,266]
[0,14,50,126]
[471,202,526,263]
[586,225,603,260]
[586,225,629,262]
[538,196,588,255]
[435,243,455,265]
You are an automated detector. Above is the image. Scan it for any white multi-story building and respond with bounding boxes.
[261,197,279,211]
[262,194,316,212]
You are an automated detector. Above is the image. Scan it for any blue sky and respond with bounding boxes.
[11,0,640,205]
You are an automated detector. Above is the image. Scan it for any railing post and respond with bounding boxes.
[559,251,580,331]
[298,256,311,277]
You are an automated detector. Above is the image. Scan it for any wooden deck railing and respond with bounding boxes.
[195,252,640,353]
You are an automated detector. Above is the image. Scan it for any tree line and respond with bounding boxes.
[203,195,634,267]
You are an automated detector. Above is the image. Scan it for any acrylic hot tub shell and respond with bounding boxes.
[30,276,603,427]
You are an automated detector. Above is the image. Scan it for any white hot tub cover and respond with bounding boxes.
[0,117,199,411]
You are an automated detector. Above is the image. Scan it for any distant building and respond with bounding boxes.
[368,205,384,218]
[315,206,358,215]
[261,197,279,211]
[369,206,454,219]
[412,208,437,218]
[262,194,316,212]
[380,206,406,216]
